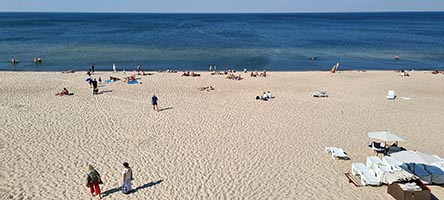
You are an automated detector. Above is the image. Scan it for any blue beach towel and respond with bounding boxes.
[128,80,138,84]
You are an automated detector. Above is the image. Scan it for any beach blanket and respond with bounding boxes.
[128,80,138,84]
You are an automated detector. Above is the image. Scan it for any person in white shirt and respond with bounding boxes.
[262,92,268,101]
[122,162,133,194]
[112,63,116,73]
[267,91,272,99]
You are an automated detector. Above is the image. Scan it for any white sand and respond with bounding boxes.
[1,71,443,199]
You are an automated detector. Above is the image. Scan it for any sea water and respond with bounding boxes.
[0,12,443,71]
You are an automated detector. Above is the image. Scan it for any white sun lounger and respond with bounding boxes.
[383,156,403,171]
[367,156,393,179]
[386,90,396,100]
[351,163,381,186]
[310,91,328,98]
[325,147,349,160]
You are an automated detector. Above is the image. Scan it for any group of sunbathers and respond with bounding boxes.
[399,70,410,77]
[251,70,266,77]
[182,70,200,77]
[432,70,444,75]
[226,73,242,80]
[108,75,136,82]
[198,86,214,92]
[256,91,273,101]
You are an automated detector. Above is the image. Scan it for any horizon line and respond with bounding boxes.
[0,10,443,14]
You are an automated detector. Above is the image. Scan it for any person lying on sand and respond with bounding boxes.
[109,76,121,81]
[198,86,214,91]
[62,70,75,73]
[56,88,69,96]
[139,71,154,76]
[227,73,242,80]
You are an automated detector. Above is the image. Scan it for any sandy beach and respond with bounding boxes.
[1,70,443,199]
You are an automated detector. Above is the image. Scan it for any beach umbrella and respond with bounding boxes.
[368,131,406,142]
[390,150,442,165]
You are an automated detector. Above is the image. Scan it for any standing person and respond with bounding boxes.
[209,65,213,71]
[113,63,116,73]
[90,63,95,73]
[98,77,102,84]
[121,162,133,194]
[86,165,102,199]
[92,78,98,95]
[137,64,141,73]
[151,95,159,112]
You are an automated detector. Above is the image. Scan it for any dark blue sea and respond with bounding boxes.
[1,12,443,71]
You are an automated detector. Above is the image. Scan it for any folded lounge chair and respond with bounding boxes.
[325,147,349,160]
[310,91,328,98]
[386,90,396,100]
[351,163,381,186]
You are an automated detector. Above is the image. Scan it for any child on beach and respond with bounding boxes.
[152,95,159,112]
[85,165,102,199]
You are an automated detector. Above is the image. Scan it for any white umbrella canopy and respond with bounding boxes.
[368,131,406,142]
[390,150,441,165]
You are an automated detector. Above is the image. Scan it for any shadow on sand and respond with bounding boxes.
[159,107,173,112]
[98,90,113,94]
[101,179,163,198]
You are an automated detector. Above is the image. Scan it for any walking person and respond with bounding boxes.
[90,63,95,73]
[121,162,133,194]
[85,165,102,199]
[137,64,141,73]
[112,63,116,73]
[92,78,98,95]
[151,94,159,112]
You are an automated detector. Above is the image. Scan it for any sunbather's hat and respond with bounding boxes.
[123,162,129,167]
[86,165,94,171]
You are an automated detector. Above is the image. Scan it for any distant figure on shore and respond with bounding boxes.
[395,55,400,61]
[137,64,141,73]
[98,77,102,84]
[260,70,267,77]
[152,95,159,112]
[121,162,133,194]
[11,57,19,64]
[85,165,102,199]
[113,63,116,73]
[90,63,95,73]
[331,63,340,73]
[209,66,213,71]
[34,57,42,63]
[244,68,247,73]
[55,88,69,96]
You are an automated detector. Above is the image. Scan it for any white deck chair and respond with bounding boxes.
[351,163,381,186]
[325,147,349,160]
[310,91,328,98]
[386,90,396,100]
[383,156,402,171]
[367,156,393,178]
